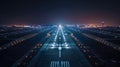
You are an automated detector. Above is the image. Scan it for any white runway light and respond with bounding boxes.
[59,24,62,29]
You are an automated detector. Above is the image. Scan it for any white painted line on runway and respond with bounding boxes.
[50,61,70,67]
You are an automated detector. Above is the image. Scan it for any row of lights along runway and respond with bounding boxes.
[11,28,53,67]
[69,27,120,67]
[0,28,52,52]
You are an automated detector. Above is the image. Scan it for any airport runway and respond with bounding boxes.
[26,25,91,67]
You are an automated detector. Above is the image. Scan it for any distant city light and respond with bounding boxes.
[24,25,31,27]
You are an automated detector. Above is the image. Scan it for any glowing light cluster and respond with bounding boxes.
[51,24,70,49]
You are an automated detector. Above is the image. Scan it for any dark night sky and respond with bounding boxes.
[0,0,120,25]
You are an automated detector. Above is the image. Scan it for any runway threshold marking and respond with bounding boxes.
[50,61,70,67]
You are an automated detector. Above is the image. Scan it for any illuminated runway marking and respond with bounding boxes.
[50,61,70,67]
[58,47,62,58]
